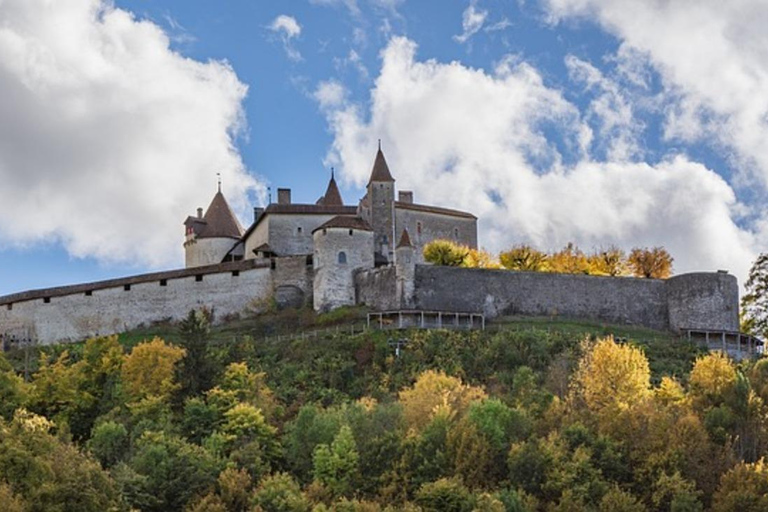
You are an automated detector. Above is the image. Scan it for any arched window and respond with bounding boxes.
[338,251,347,264]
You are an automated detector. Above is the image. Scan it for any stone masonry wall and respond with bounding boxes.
[394,208,477,264]
[0,260,286,346]
[355,266,398,311]
[413,265,671,330]
[667,272,739,332]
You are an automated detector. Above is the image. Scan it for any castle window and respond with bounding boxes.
[124,284,131,291]
[232,270,240,277]
[85,290,92,297]
[195,275,203,282]
[43,297,51,304]
[417,222,422,235]
[349,229,353,236]
[7,303,12,311]
[454,227,459,239]
[160,279,167,287]
[338,251,347,264]
[297,227,303,235]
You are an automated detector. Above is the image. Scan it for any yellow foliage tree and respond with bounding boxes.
[548,243,590,274]
[423,240,469,267]
[711,459,768,512]
[398,370,487,433]
[499,245,548,272]
[688,351,737,409]
[588,246,628,276]
[121,337,185,402]
[628,247,673,279]
[570,337,651,414]
[462,248,500,269]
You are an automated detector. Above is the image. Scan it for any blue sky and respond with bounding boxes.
[1,0,767,295]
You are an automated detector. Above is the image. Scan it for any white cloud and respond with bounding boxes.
[544,0,768,192]
[485,18,512,33]
[0,0,259,267]
[314,80,348,109]
[309,0,361,17]
[454,1,489,44]
[269,14,302,61]
[318,37,758,282]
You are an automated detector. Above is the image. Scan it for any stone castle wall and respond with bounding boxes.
[355,266,398,311]
[410,265,739,332]
[394,208,477,264]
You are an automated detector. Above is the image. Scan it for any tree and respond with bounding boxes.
[178,309,215,398]
[0,351,27,420]
[463,249,500,269]
[588,246,628,276]
[547,243,590,274]
[88,421,129,468]
[423,240,469,267]
[711,459,768,512]
[688,352,737,410]
[251,472,311,512]
[499,245,548,272]
[399,370,487,433]
[598,486,647,512]
[741,253,768,338]
[628,247,673,279]
[313,425,360,497]
[121,337,186,402]
[415,477,475,512]
[569,337,651,414]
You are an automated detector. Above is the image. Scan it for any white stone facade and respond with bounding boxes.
[313,226,374,312]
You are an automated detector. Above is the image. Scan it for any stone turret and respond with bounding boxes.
[360,144,395,265]
[312,216,374,312]
[395,229,415,308]
[184,189,244,268]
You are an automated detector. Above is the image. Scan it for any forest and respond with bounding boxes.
[1,308,767,512]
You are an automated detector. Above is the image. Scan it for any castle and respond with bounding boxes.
[182,146,477,311]
[0,147,743,346]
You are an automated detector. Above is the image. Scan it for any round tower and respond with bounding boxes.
[312,216,374,312]
[184,189,244,268]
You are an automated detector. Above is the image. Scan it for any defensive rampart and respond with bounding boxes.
[410,265,739,332]
[0,258,313,346]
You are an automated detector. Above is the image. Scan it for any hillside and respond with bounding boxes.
[1,309,767,511]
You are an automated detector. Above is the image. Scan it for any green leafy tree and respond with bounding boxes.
[742,253,768,338]
[313,425,360,498]
[711,459,768,512]
[88,420,129,468]
[0,351,27,420]
[178,309,215,398]
[415,477,475,512]
[423,240,469,267]
[499,245,548,272]
[251,472,311,512]
[628,247,673,278]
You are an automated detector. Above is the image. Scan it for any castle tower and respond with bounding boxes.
[360,144,395,265]
[395,229,416,308]
[312,216,374,312]
[184,188,244,268]
[316,170,344,206]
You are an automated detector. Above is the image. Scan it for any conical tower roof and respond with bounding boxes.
[199,191,244,239]
[396,228,413,248]
[369,147,395,184]
[317,171,344,206]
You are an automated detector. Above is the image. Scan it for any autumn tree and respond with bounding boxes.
[399,370,487,433]
[499,245,548,272]
[628,247,673,278]
[711,459,768,512]
[588,246,628,276]
[0,351,27,420]
[741,253,768,338]
[121,337,185,402]
[548,243,590,274]
[423,240,469,267]
[569,337,651,415]
[463,249,500,269]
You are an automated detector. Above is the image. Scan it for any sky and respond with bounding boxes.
[1,0,768,295]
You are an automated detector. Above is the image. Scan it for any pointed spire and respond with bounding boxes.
[217,172,222,193]
[198,190,244,239]
[317,168,344,206]
[396,228,413,249]
[368,144,395,184]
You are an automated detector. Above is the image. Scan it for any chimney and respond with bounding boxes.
[277,188,291,205]
[398,191,414,204]
[197,207,203,218]
[254,207,265,222]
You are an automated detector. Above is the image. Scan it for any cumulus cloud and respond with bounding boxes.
[0,0,259,267]
[454,1,489,44]
[269,14,302,61]
[318,37,758,281]
[314,80,348,109]
[544,0,768,192]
